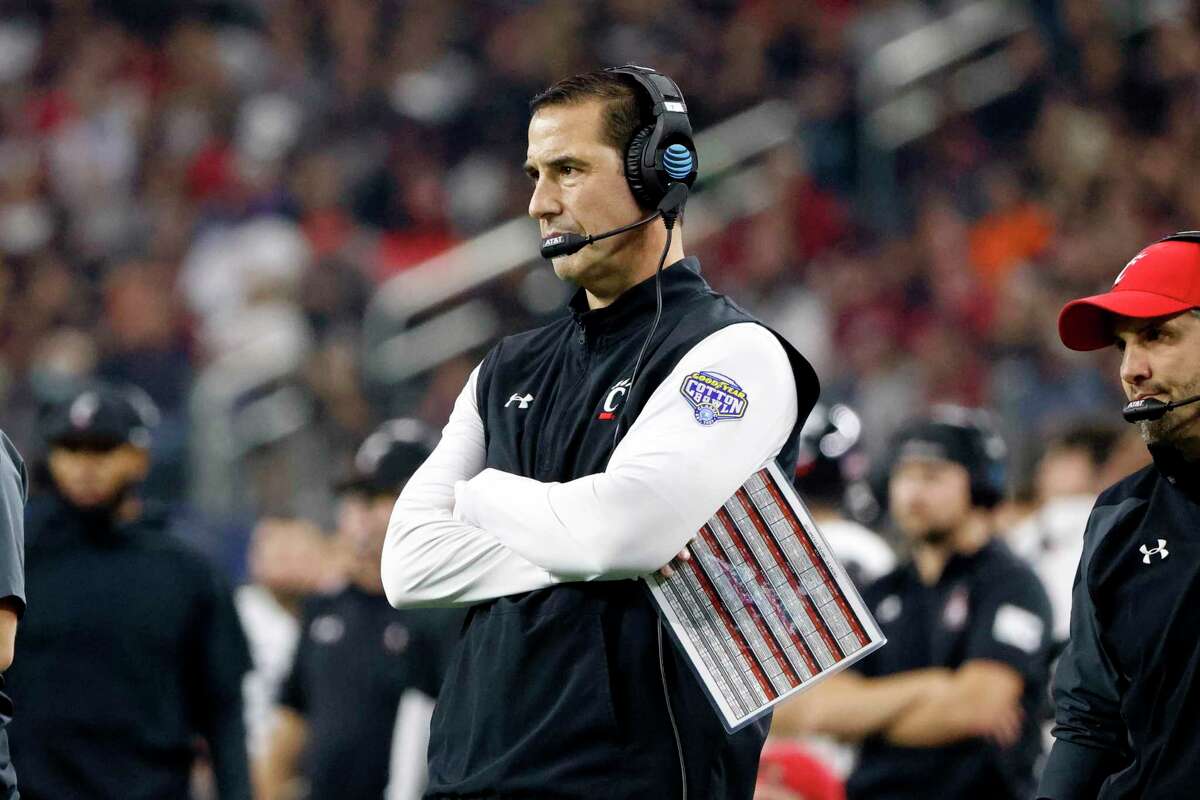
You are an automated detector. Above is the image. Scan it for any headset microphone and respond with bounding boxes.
[539,209,662,260]
[538,182,690,260]
[1122,393,1200,423]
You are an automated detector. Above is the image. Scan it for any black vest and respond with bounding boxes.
[427,257,818,799]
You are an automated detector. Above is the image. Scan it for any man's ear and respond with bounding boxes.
[121,445,152,483]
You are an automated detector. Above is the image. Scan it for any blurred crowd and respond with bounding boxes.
[1,0,1194,540]
[1,0,1198,797]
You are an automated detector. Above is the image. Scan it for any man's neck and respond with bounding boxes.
[585,231,686,310]
[912,513,991,585]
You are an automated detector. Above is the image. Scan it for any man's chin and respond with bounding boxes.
[1139,405,1200,448]
[1138,419,1166,446]
[551,255,583,282]
[907,526,953,546]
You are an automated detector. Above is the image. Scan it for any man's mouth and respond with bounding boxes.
[542,225,584,237]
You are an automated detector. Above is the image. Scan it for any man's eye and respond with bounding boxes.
[1115,339,1126,352]
[1145,327,1162,342]
[560,165,574,175]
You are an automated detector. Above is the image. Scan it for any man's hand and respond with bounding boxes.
[974,692,1025,748]
[657,545,692,579]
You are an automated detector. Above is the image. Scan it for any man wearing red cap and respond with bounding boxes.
[1039,233,1200,799]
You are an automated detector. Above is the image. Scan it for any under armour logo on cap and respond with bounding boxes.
[1140,539,1169,564]
[1113,251,1147,286]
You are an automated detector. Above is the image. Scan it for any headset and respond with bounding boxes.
[874,405,1009,511]
[538,64,698,260]
[608,64,698,209]
[1157,231,1200,244]
[931,405,1008,508]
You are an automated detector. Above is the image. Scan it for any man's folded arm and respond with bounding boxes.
[381,365,563,608]
[456,323,799,577]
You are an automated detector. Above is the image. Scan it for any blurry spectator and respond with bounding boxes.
[98,258,193,503]
[773,409,1052,800]
[967,163,1054,291]
[755,740,846,800]
[260,419,463,800]
[8,383,251,799]
[1009,421,1124,642]
[237,517,340,768]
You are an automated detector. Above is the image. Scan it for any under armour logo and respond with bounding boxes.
[506,393,534,409]
[1140,539,1169,564]
[1114,252,1146,286]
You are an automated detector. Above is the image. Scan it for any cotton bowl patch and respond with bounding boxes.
[680,371,748,425]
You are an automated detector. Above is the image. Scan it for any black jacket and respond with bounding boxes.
[1039,452,1200,799]
[281,587,462,800]
[425,258,818,799]
[8,492,252,800]
[848,540,1052,800]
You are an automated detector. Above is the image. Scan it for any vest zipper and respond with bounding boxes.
[658,621,687,799]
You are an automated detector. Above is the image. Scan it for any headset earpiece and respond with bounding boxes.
[624,126,656,209]
[605,64,698,209]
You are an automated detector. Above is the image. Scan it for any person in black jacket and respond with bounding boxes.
[1038,234,1200,799]
[261,419,462,800]
[382,67,819,799]
[773,409,1053,800]
[7,384,252,800]
[0,432,27,800]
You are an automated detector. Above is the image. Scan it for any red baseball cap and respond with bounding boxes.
[755,742,845,800]
[1058,236,1200,351]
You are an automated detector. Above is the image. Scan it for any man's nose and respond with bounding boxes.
[528,176,561,221]
[1120,342,1152,388]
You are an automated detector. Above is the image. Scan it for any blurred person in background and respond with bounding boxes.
[7,384,251,800]
[0,432,27,799]
[773,409,1053,800]
[1008,421,1123,644]
[1039,235,1200,799]
[237,517,340,771]
[382,66,819,800]
[260,419,462,800]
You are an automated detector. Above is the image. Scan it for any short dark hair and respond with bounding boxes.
[529,70,647,153]
[1046,422,1122,468]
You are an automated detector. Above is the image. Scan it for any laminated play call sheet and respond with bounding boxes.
[647,461,885,732]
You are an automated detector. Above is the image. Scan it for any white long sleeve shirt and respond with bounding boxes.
[382,322,798,607]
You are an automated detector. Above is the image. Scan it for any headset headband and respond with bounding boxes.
[1158,231,1200,245]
